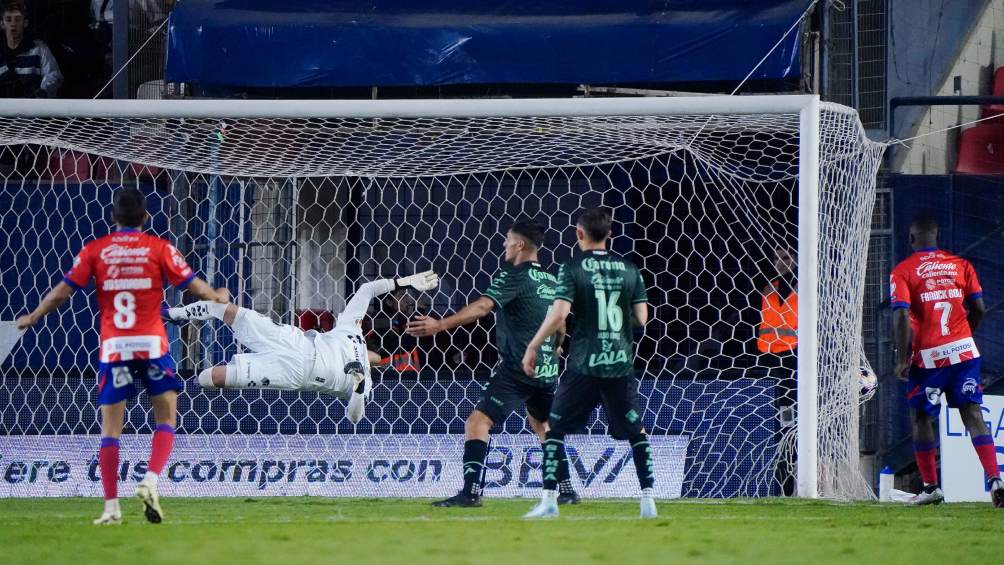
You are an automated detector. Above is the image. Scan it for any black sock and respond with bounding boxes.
[552,442,573,494]
[630,433,655,490]
[541,431,566,491]
[461,439,488,496]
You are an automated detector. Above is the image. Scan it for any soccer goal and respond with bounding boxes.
[0,96,884,500]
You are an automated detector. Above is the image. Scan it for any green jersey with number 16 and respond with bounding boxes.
[554,250,648,378]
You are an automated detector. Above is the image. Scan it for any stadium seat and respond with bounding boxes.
[979,67,1004,121]
[47,150,90,181]
[955,124,1004,173]
[297,309,335,332]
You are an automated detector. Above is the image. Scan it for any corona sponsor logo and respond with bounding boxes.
[582,257,626,273]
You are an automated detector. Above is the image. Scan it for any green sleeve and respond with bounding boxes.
[554,263,576,303]
[632,267,649,304]
[483,269,518,308]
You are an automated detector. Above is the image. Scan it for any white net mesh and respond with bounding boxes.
[0,99,885,499]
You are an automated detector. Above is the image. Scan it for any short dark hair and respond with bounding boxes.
[113,187,147,228]
[575,207,612,242]
[910,216,939,235]
[3,1,26,16]
[510,217,545,249]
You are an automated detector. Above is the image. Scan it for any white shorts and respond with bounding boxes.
[226,308,314,390]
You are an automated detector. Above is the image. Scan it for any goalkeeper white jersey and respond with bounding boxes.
[307,327,369,399]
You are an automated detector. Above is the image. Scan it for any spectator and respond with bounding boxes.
[365,287,424,374]
[755,246,798,496]
[1,1,62,98]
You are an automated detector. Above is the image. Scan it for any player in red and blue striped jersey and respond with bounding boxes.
[15,187,228,524]
[890,218,1002,507]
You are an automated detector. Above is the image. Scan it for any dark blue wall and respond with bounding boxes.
[167,0,807,88]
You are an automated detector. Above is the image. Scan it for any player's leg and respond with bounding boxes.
[135,356,184,523]
[599,376,657,519]
[199,353,304,391]
[525,372,596,520]
[909,408,944,505]
[905,365,947,505]
[432,373,517,507]
[93,361,139,525]
[958,402,1004,507]
[95,400,126,525]
[945,359,1003,507]
[526,389,580,505]
[431,409,494,507]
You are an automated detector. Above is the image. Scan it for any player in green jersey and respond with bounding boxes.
[522,207,656,519]
[407,218,580,507]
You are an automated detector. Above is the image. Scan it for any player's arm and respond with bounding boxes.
[554,321,567,356]
[406,297,494,337]
[967,296,986,333]
[633,302,649,327]
[183,277,230,303]
[14,281,75,330]
[964,262,986,333]
[632,268,650,327]
[889,271,912,381]
[892,308,912,381]
[523,299,572,377]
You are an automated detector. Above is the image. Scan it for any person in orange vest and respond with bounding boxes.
[758,247,798,356]
[757,246,798,496]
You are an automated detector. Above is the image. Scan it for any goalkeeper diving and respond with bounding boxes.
[164,271,439,422]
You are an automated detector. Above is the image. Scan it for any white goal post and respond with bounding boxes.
[0,95,884,500]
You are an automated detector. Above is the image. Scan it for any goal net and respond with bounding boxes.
[0,96,885,499]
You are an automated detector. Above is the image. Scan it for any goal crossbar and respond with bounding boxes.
[0,95,820,119]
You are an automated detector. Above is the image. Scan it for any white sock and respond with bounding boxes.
[143,471,159,486]
[641,487,654,497]
[224,364,238,388]
[542,489,558,504]
[104,498,120,514]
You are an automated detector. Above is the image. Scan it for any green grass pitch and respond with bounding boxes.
[1,497,1001,564]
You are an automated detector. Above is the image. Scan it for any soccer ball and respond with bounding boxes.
[858,364,878,403]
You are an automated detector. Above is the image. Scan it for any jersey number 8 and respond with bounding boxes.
[113,291,137,329]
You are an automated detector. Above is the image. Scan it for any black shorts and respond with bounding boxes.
[548,371,644,440]
[475,367,554,424]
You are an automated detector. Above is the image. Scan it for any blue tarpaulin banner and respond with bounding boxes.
[166,0,808,88]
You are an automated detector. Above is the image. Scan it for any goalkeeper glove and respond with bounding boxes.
[396,270,439,292]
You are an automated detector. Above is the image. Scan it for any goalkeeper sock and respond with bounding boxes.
[913,441,939,486]
[461,439,488,496]
[971,435,1001,481]
[630,433,656,490]
[99,437,119,501]
[541,431,566,491]
[146,424,175,481]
